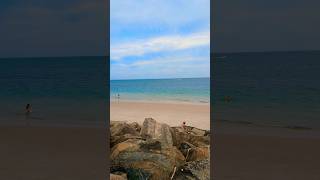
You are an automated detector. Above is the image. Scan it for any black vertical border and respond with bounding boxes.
[210,0,215,178]
[105,0,110,178]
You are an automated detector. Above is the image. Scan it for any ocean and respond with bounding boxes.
[2,51,319,129]
[110,78,210,104]
[213,51,320,130]
[0,56,108,127]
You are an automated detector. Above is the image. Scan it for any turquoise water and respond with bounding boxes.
[110,78,210,103]
[0,57,108,127]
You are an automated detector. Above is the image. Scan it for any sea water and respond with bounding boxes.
[0,56,107,127]
[213,51,320,129]
[110,78,210,104]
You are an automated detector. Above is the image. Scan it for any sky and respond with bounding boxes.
[0,0,107,58]
[110,0,210,80]
[213,0,320,53]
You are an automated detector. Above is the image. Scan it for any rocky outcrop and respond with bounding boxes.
[110,118,211,180]
[140,118,174,148]
[110,121,142,148]
[171,126,210,147]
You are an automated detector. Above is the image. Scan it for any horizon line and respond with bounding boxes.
[111,76,210,81]
[213,49,320,54]
[0,55,108,60]
[2,49,320,59]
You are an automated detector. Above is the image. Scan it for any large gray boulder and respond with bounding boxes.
[140,118,174,148]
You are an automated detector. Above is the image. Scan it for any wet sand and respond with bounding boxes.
[214,122,320,180]
[110,100,210,130]
[0,126,107,180]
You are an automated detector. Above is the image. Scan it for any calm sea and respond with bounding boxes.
[213,51,320,129]
[110,78,210,104]
[0,56,107,127]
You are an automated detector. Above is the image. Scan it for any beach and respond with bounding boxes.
[110,100,210,130]
[0,126,107,180]
[214,122,320,180]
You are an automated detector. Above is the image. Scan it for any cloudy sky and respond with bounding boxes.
[110,0,210,80]
[0,0,106,58]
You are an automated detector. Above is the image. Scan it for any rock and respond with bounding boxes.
[179,142,209,162]
[110,173,127,180]
[130,122,141,132]
[111,121,139,137]
[173,159,210,180]
[172,126,210,136]
[111,139,185,180]
[186,146,210,162]
[179,142,196,157]
[111,139,142,160]
[140,139,162,152]
[140,118,173,148]
[110,120,211,180]
[171,127,210,147]
[110,121,142,147]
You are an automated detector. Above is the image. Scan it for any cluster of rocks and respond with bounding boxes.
[110,118,210,180]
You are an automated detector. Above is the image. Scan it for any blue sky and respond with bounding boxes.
[110,0,210,80]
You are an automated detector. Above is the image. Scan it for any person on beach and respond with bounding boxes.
[117,93,120,102]
[25,104,32,114]
[182,121,186,130]
[25,104,32,126]
[182,121,191,133]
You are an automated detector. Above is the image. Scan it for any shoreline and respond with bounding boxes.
[110,100,210,130]
[215,120,320,139]
[110,98,210,106]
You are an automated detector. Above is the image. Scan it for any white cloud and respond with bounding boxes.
[111,31,210,60]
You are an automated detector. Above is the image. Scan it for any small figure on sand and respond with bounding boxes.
[182,121,187,132]
[25,104,32,114]
[116,93,120,102]
[182,121,191,133]
[182,121,186,129]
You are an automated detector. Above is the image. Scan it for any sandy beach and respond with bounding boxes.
[214,122,320,180]
[0,126,107,180]
[110,100,210,130]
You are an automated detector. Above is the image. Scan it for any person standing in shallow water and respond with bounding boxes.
[25,104,32,114]
[117,94,120,102]
[25,104,32,126]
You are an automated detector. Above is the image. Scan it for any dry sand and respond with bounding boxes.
[0,126,107,180]
[110,100,210,130]
[214,122,320,180]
